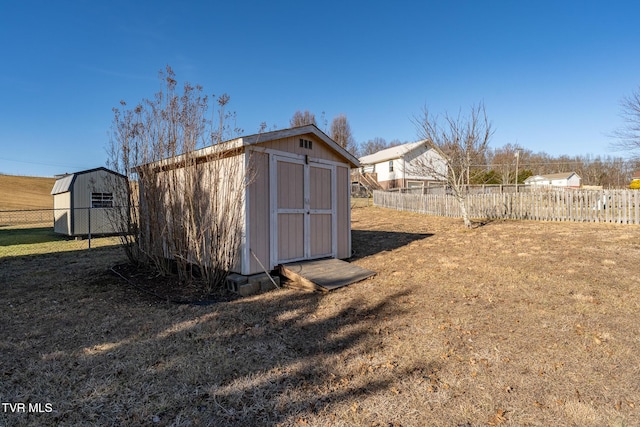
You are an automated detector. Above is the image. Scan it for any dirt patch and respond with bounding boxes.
[1,206,639,426]
[109,263,239,304]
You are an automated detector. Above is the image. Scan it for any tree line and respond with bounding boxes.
[289,108,639,188]
[357,136,639,188]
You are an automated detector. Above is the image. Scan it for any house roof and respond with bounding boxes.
[524,172,579,182]
[140,124,359,171]
[51,167,125,195]
[358,140,428,165]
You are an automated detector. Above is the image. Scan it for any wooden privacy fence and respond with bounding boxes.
[373,189,640,224]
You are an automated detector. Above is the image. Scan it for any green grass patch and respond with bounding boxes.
[0,227,121,257]
[0,227,63,246]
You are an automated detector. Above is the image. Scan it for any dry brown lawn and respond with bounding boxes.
[1,206,639,426]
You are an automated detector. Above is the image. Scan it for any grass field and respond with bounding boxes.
[1,206,639,426]
[0,226,120,257]
[0,174,56,210]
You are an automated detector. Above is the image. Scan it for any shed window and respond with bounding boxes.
[299,138,313,149]
[91,192,113,208]
[389,160,394,172]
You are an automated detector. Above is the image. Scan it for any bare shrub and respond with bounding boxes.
[106,66,248,291]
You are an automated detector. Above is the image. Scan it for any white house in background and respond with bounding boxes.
[524,172,582,188]
[358,141,447,189]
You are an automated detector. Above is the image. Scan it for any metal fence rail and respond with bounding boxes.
[0,209,55,227]
[0,207,128,251]
[373,188,640,224]
[0,208,125,228]
[0,207,129,248]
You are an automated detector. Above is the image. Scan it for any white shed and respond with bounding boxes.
[51,167,128,236]
[358,141,447,189]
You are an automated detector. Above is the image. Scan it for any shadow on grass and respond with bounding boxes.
[0,227,65,246]
[350,229,433,259]
[0,247,422,426]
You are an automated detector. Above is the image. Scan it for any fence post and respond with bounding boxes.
[87,207,91,249]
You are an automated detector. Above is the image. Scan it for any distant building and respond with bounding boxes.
[51,167,128,236]
[524,172,581,188]
[357,141,447,189]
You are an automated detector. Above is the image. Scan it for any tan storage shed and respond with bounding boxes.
[141,125,359,276]
[51,167,128,236]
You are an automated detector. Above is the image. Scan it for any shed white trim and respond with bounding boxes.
[241,150,251,275]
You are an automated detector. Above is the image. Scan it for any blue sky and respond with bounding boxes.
[1,0,639,177]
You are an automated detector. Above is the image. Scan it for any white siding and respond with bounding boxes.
[53,192,71,234]
[72,169,127,235]
[367,146,446,185]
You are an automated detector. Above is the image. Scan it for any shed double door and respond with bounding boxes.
[271,155,336,265]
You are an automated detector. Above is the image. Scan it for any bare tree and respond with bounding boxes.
[359,137,389,157]
[290,110,317,127]
[612,86,640,159]
[412,103,493,228]
[330,113,357,155]
[488,143,522,184]
[319,111,328,132]
[358,137,405,157]
[106,66,249,291]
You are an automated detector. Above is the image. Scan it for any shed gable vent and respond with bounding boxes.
[299,138,313,149]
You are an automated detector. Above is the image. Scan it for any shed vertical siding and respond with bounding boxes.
[72,169,126,235]
[310,167,332,209]
[310,214,332,256]
[277,161,305,209]
[248,151,270,275]
[337,165,350,259]
[53,192,71,234]
[277,214,304,261]
[260,135,345,163]
[274,158,306,263]
[148,153,246,271]
[309,164,334,258]
[72,172,91,235]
